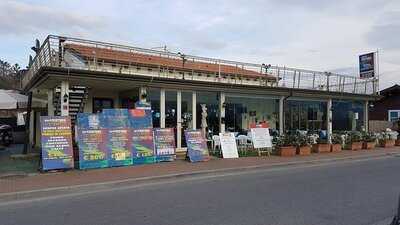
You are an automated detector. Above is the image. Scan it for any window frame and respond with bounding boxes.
[388,110,400,121]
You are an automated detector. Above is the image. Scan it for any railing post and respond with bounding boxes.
[297,71,301,88]
[312,73,316,89]
[326,73,330,92]
[292,71,296,88]
[353,77,357,93]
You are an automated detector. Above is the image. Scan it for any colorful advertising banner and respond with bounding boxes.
[359,52,375,79]
[128,109,153,128]
[131,128,156,164]
[184,130,210,162]
[76,113,109,169]
[101,109,129,128]
[154,128,176,162]
[219,132,239,159]
[107,128,133,167]
[40,116,74,170]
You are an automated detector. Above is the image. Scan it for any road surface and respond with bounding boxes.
[1,155,399,225]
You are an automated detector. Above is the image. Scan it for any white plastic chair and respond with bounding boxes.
[237,135,249,155]
[212,135,221,156]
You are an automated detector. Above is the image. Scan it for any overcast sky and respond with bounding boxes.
[0,0,399,89]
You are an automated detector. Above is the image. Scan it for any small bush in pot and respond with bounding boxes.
[274,134,296,157]
[294,134,312,156]
[345,131,363,150]
[362,132,376,150]
[378,130,397,148]
[312,137,331,153]
[331,133,343,152]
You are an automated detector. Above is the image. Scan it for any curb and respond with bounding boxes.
[0,151,398,203]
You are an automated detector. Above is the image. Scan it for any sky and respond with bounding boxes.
[0,0,399,89]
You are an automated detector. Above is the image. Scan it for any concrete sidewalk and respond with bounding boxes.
[1,147,399,196]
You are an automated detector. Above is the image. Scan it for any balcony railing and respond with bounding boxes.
[23,35,379,95]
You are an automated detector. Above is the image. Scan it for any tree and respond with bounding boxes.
[0,59,23,89]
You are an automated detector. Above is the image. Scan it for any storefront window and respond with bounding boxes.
[165,90,177,128]
[225,96,279,134]
[285,100,327,133]
[148,89,160,128]
[93,98,114,113]
[332,100,364,131]
[196,92,219,137]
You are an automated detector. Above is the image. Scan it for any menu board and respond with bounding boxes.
[76,113,109,169]
[219,132,239,158]
[40,116,74,170]
[154,128,175,162]
[107,128,132,167]
[185,130,210,162]
[250,128,272,149]
[131,128,156,164]
[128,109,152,128]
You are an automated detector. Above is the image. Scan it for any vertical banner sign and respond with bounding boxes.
[184,130,210,162]
[101,109,133,167]
[154,128,176,162]
[359,52,375,79]
[76,113,109,169]
[131,128,156,164]
[219,132,239,158]
[40,116,74,170]
[128,109,153,128]
[250,128,272,149]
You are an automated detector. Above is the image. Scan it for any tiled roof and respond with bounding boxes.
[65,44,276,80]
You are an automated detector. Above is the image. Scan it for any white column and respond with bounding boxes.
[177,91,182,148]
[327,99,333,144]
[192,91,196,130]
[364,101,369,132]
[47,89,54,116]
[160,89,165,128]
[60,81,69,116]
[219,92,225,133]
[279,96,284,134]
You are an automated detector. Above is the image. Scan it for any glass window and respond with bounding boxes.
[181,92,193,147]
[285,100,327,133]
[165,91,177,128]
[225,96,279,135]
[93,98,114,113]
[332,100,364,131]
[389,110,400,122]
[196,92,219,138]
[148,89,160,128]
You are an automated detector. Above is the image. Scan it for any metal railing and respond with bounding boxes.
[23,35,379,95]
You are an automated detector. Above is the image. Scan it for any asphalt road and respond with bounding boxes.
[1,156,400,225]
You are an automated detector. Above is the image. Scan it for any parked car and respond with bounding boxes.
[0,124,13,147]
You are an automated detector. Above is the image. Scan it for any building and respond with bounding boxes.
[370,84,400,121]
[22,35,379,150]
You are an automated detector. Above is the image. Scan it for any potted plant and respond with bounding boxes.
[362,132,376,150]
[274,134,296,157]
[331,133,343,152]
[294,134,311,156]
[345,131,363,150]
[396,135,400,146]
[378,130,397,148]
[312,137,330,153]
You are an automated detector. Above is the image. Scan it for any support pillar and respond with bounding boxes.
[60,81,69,116]
[219,92,225,133]
[160,89,165,128]
[47,89,54,116]
[279,96,284,134]
[192,91,196,130]
[327,99,333,144]
[177,91,182,148]
[364,101,369,132]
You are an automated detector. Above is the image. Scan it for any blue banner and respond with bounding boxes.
[185,130,210,162]
[131,128,156,164]
[128,109,153,129]
[154,128,176,162]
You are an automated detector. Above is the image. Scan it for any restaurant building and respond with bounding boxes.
[22,35,378,151]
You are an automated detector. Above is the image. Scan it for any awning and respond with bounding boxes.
[0,90,47,109]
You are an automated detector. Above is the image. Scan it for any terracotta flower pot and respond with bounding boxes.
[347,142,362,151]
[331,144,342,152]
[297,146,311,156]
[279,146,296,157]
[362,142,375,150]
[395,139,400,146]
[381,139,395,148]
[312,144,331,153]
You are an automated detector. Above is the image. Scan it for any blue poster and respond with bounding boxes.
[128,109,152,128]
[101,109,129,128]
[154,128,176,162]
[76,113,109,169]
[185,130,210,162]
[40,116,74,171]
[131,128,156,164]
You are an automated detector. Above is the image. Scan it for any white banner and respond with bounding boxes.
[219,132,239,158]
[251,128,272,149]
